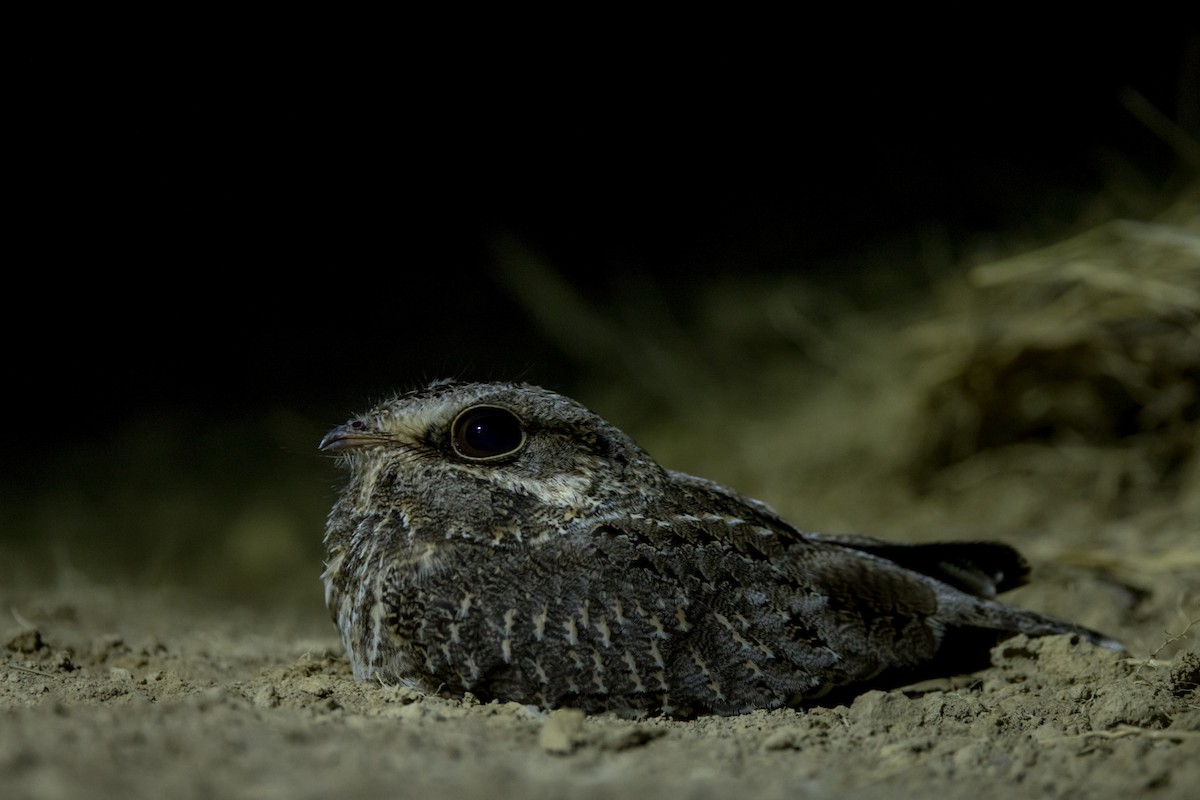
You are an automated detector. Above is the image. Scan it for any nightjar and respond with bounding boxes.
[321,380,1120,716]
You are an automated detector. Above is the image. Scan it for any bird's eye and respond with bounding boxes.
[451,405,526,461]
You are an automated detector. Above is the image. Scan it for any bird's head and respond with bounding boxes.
[321,381,664,542]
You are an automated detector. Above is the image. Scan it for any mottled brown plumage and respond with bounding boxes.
[321,380,1120,716]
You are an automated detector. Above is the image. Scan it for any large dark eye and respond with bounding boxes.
[451,405,526,461]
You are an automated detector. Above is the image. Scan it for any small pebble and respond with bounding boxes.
[539,708,585,754]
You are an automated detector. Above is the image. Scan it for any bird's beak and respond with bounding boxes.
[319,422,381,452]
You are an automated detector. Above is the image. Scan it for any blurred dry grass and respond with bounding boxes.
[910,190,1200,498]
[0,408,333,611]
[498,183,1198,525]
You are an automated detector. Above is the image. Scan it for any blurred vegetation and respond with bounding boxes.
[495,181,1199,532]
[0,407,333,611]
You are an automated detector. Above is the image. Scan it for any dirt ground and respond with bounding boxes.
[3,191,1198,799]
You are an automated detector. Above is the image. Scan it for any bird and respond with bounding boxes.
[320,380,1121,717]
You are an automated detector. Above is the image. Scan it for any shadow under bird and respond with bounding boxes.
[320,380,1121,717]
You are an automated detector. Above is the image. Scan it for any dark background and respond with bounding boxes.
[8,32,1198,469]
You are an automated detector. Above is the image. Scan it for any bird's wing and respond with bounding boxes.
[666,469,1030,597]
